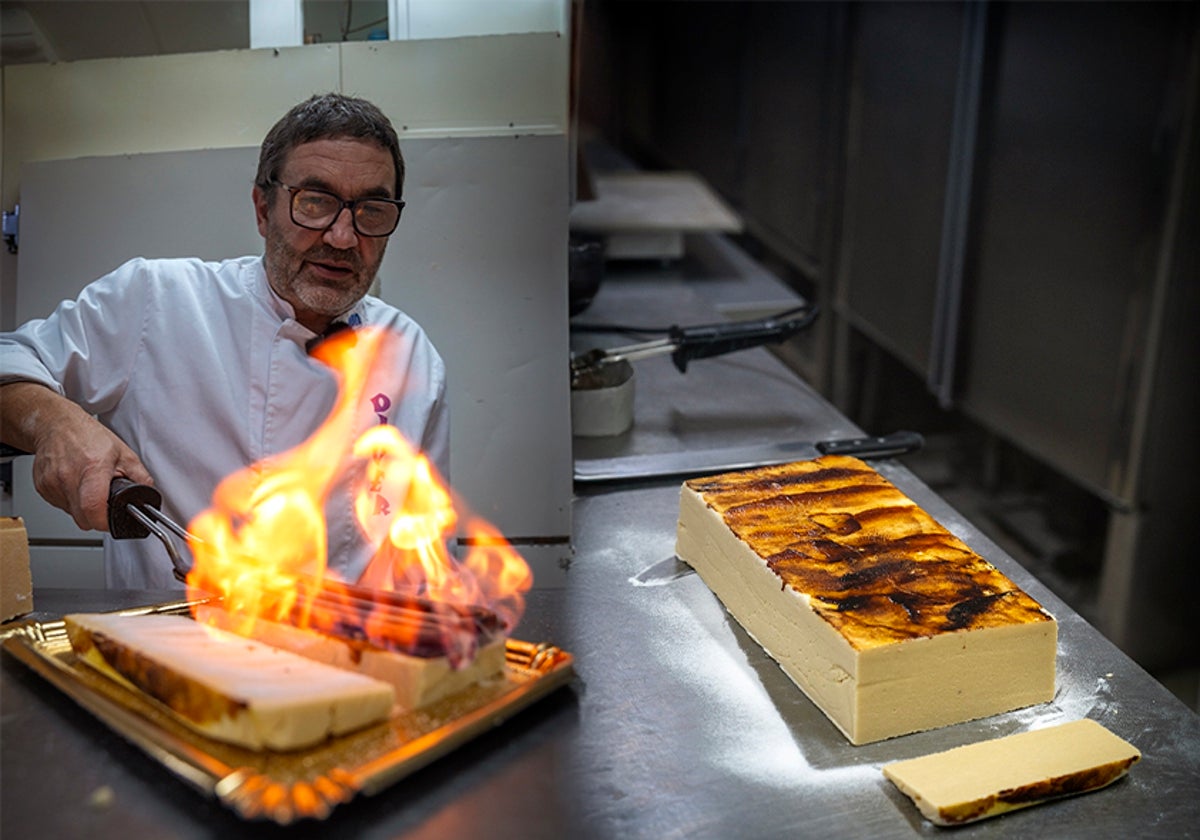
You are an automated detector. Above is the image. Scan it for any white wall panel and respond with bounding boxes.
[407,0,566,39]
[341,35,569,137]
[383,135,571,539]
[2,45,340,206]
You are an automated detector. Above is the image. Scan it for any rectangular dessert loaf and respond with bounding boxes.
[675,455,1057,744]
[66,612,395,751]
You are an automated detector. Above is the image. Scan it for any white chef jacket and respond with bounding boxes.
[0,256,449,588]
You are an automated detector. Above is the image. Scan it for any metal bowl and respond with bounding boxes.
[571,359,634,437]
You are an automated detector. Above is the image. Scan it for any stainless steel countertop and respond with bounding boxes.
[563,475,1200,838]
[3,237,1197,837]
[558,242,1198,836]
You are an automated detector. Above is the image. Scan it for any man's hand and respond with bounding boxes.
[0,382,153,531]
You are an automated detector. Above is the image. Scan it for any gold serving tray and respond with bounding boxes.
[2,600,574,825]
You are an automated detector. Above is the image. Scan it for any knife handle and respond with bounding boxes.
[815,430,925,459]
[107,476,163,539]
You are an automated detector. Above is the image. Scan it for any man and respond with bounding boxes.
[0,93,449,588]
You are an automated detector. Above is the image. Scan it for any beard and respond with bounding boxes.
[262,218,387,321]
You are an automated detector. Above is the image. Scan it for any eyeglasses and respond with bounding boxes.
[274,182,405,237]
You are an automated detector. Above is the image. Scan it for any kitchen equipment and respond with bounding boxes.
[570,304,820,384]
[573,430,925,484]
[107,477,193,583]
[570,305,820,437]
[570,358,634,438]
[568,170,743,261]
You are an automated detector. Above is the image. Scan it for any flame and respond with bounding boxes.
[185,327,532,667]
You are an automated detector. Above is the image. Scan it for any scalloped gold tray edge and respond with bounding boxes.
[2,600,574,825]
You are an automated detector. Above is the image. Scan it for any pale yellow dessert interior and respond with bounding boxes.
[882,718,1141,825]
[66,612,395,751]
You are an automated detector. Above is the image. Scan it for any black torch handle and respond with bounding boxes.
[107,476,164,540]
[668,305,820,373]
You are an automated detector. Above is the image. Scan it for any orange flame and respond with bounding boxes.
[185,327,532,666]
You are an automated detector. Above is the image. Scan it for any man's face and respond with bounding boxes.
[253,137,397,333]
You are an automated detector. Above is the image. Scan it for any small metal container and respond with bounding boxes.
[571,358,634,437]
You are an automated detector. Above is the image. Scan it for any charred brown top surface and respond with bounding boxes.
[685,455,1053,649]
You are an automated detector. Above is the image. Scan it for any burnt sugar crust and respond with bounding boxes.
[675,455,1057,745]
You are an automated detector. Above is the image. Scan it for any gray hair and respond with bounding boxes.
[255,93,405,197]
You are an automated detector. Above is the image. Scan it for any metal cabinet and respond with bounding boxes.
[836,2,963,378]
[838,2,1199,666]
[958,1,1190,505]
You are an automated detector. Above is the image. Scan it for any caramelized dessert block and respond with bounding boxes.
[675,455,1056,744]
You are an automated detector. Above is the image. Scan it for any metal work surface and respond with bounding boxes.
[561,243,1198,836]
[564,475,1200,838]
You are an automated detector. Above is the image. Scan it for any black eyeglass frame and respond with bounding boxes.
[272,181,406,237]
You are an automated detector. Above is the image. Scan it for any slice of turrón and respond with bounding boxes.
[65,612,395,751]
[882,719,1141,825]
[674,454,1057,745]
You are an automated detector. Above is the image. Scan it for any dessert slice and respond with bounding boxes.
[65,612,395,751]
[194,604,507,710]
[883,719,1141,825]
[675,454,1057,744]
